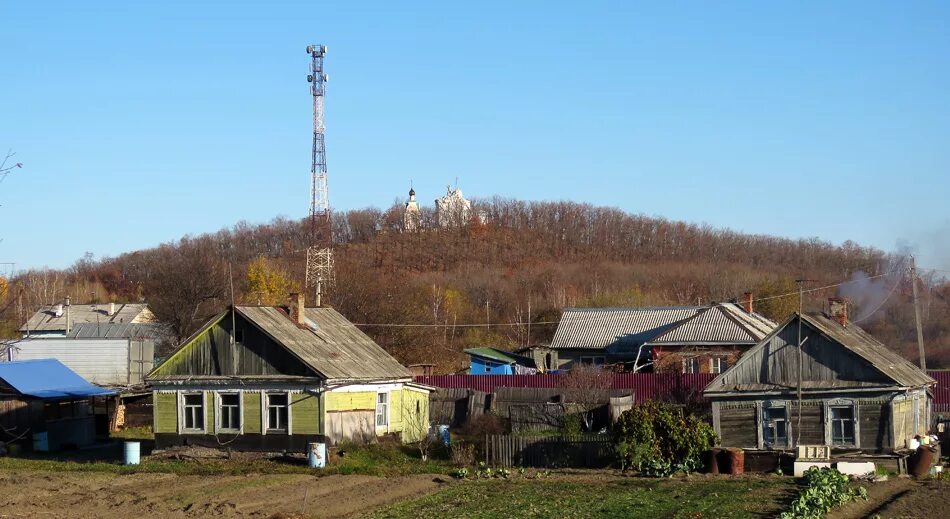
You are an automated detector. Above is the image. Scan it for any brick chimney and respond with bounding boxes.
[829,298,849,327]
[289,293,305,325]
[742,292,754,314]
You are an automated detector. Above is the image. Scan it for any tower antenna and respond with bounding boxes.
[305,44,333,305]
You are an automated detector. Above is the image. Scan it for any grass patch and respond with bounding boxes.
[0,442,453,478]
[110,425,155,441]
[369,476,795,519]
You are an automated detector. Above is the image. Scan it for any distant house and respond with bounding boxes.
[548,302,775,373]
[704,301,935,452]
[465,348,538,375]
[146,295,431,451]
[0,359,113,451]
[20,301,155,338]
[7,322,165,387]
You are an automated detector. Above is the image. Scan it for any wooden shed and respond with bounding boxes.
[146,295,431,451]
[704,308,935,453]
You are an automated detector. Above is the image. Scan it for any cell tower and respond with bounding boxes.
[305,44,333,304]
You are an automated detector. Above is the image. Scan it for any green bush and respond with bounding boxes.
[613,401,716,476]
[779,467,867,519]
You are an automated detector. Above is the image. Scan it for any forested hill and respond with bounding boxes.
[3,198,948,372]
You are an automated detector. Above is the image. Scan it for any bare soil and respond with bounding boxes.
[0,470,450,519]
[830,477,950,519]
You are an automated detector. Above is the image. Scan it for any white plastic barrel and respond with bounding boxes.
[32,432,49,452]
[124,441,141,465]
[308,442,326,469]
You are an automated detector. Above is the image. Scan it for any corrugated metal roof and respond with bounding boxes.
[66,322,168,339]
[235,306,412,381]
[549,304,775,351]
[20,303,153,332]
[464,347,536,368]
[648,304,776,344]
[0,359,115,399]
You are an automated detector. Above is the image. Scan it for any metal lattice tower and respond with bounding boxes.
[305,44,333,302]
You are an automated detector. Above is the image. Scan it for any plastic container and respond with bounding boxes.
[308,442,326,469]
[124,441,140,465]
[32,432,49,452]
[906,437,921,450]
[438,425,450,446]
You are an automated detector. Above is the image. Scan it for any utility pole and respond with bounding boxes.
[910,256,927,370]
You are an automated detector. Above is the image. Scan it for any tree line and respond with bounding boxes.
[1,198,946,372]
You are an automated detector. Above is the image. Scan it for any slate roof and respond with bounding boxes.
[549,303,776,352]
[66,322,169,339]
[801,313,934,388]
[0,359,115,399]
[704,312,935,395]
[234,306,412,381]
[21,303,153,332]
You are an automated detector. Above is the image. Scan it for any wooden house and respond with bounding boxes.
[0,359,114,451]
[704,302,935,453]
[548,302,775,373]
[146,295,431,451]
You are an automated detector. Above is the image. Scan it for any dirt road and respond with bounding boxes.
[0,470,449,519]
[830,477,950,519]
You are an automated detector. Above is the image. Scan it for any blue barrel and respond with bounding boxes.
[438,425,450,446]
[308,442,326,469]
[124,441,141,465]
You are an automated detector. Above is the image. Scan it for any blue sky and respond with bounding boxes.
[1,1,948,272]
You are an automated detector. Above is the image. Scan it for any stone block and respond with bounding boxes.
[835,461,876,476]
[793,461,831,477]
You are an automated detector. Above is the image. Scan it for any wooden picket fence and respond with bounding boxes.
[485,434,614,468]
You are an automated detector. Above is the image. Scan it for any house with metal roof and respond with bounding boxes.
[0,359,114,451]
[20,301,155,337]
[465,347,538,375]
[704,300,935,453]
[146,294,431,451]
[548,301,776,373]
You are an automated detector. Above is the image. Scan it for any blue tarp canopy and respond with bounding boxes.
[0,359,115,399]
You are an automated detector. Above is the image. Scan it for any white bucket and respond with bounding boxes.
[308,442,326,469]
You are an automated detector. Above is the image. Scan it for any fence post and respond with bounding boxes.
[485,434,489,465]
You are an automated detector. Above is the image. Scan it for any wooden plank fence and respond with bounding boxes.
[485,434,613,468]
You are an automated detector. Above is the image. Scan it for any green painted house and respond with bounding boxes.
[146,295,431,451]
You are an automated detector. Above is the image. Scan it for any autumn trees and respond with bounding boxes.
[0,197,944,372]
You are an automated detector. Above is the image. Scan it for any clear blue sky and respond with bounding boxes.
[2,1,948,272]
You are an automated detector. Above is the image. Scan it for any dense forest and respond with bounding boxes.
[2,198,947,373]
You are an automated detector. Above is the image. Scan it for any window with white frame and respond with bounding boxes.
[762,404,789,448]
[682,357,699,374]
[182,393,204,432]
[830,405,856,446]
[266,393,289,432]
[218,393,241,432]
[376,392,389,427]
[710,357,727,374]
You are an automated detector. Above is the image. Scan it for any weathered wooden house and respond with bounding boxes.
[0,359,114,451]
[704,302,935,453]
[146,295,431,451]
[549,301,775,373]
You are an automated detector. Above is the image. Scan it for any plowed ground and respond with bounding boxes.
[0,470,450,519]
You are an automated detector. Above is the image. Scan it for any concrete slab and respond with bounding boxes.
[835,461,876,476]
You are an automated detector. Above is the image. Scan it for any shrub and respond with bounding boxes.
[613,401,717,476]
[779,467,867,519]
[450,442,476,467]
